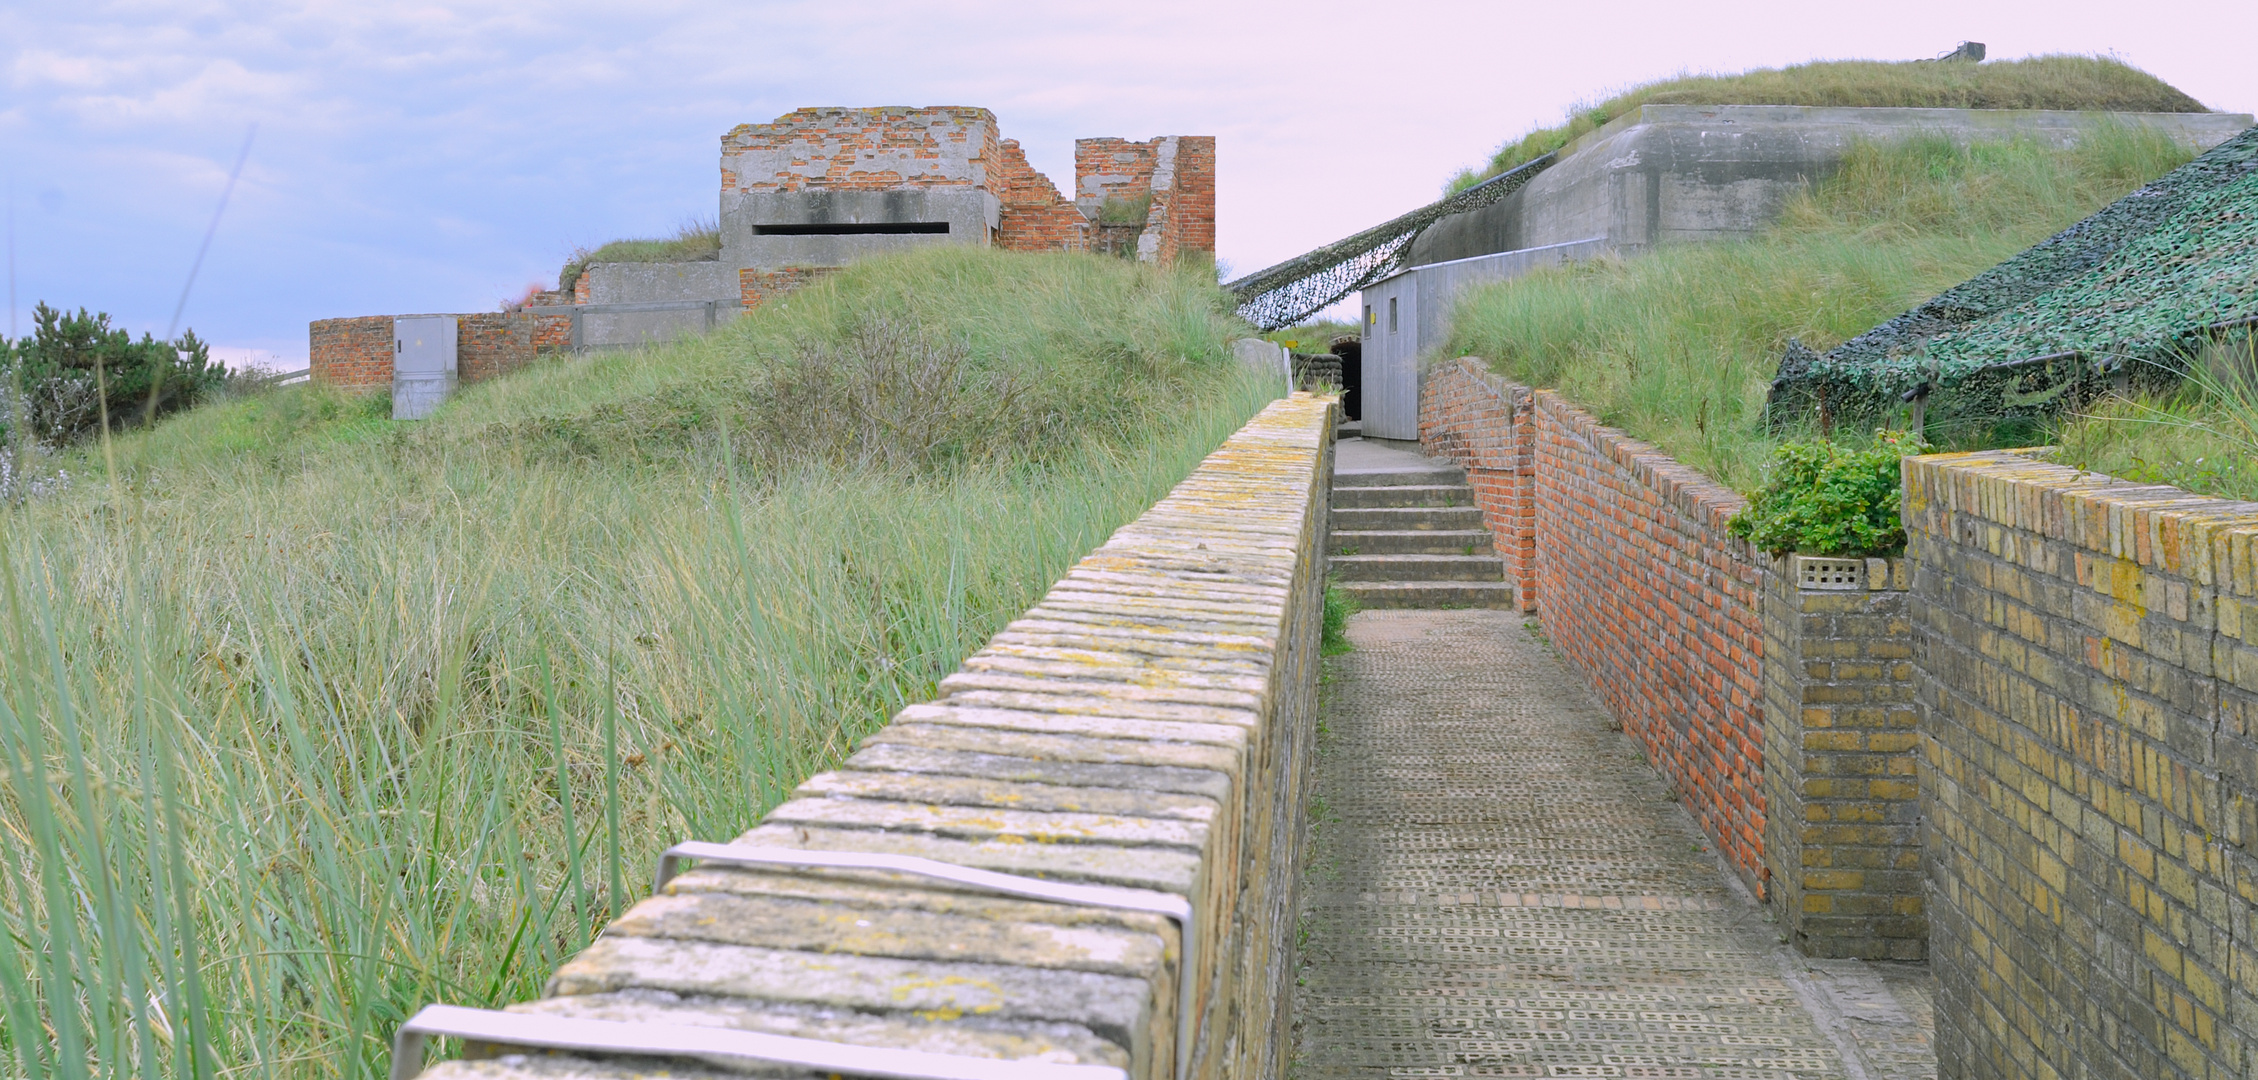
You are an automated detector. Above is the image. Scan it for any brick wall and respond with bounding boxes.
[1420,359,1538,611]
[1161,136,1216,264]
[1532,391,1769,894]
[1907,450,2258,1080]
[739,266,840,311]
[309,315,394,391]
[721,106,999,193]
[1762,555,1925,959]
[994,138,1088,253]
[458,312,572,383]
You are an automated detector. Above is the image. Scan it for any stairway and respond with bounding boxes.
[1329,452,1515,609]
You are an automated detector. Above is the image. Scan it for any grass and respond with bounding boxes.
[0,245,1276,1078]
[556,217,723,293]
[1445,55,2209,194]
[2053,337,2258,502]
[1445,126,2196,490]
[1264,321,1360,354]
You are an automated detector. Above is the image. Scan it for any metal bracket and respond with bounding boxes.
[655,843,1199,1080]
[389,1003,1129,1080]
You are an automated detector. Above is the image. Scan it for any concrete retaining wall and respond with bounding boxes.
[412,393,1335,1080]
[1906,450,2258,1080]
[1408,105,2255,267]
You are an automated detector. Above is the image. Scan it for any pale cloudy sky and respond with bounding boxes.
[3,0,2252,365]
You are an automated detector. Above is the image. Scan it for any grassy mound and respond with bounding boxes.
[0,246,1274,1077]
[556,217,722,293]
[1446,55,2209,193]
[1446,126,2194,489]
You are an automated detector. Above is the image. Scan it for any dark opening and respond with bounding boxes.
[753,222,951,236]
[1331,336,1363,421]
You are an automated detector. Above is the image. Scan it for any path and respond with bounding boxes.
[1291,609,1936,1079]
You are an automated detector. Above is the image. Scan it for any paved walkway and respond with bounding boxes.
[1292,610,1935,1080]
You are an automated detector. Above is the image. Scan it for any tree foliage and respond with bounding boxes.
[2,303,226,444]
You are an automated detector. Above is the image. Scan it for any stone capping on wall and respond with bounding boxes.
[408,394,1336,1080]
[1905,449,2258,1080]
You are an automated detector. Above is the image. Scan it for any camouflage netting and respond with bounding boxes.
[1768,125,2258,435]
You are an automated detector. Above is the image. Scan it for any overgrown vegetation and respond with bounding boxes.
[1445,55,2208,193]
[1322,580,1359,655]
[1448,127,2195,490]
[2054,336,2258,502]
[556,216,723,294]
[0,245,1274,1078]
[1729,432,1924,556]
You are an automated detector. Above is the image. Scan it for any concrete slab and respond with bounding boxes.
[1333,437,1453,476]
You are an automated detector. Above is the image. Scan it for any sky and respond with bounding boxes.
[3,0,2253,367]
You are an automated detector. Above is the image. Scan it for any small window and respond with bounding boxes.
[1388,297,1398,334]
[1365,305,1374,329]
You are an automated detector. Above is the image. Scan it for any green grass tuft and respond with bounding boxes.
[557,217,723,293]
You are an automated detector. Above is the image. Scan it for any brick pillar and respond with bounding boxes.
[1761,554,1925,959]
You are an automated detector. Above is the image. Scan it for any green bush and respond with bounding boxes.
[1728,431,1925,557]
[2,303,225,444]
[1322,580,1358,655]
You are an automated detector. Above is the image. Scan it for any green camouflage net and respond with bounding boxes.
[1768,124,2258,436]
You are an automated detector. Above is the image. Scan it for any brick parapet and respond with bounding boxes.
[408,395,1338,1080]
[309,315,394,391]
[721,106,999,194]
[1421,359,1537,611]
[1532,390,1767,894]
[1906,449,2258,1080]
[1760,555,1925,960]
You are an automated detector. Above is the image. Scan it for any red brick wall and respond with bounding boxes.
[1156,136,1216,265]
[994,139,1088,253]
[309,315,394,391]
[1075,138,1157,204]
[1423,361,1768,894]
[739,267,840,311]
[1533,392,1766,894]
[1421,359,1537,611]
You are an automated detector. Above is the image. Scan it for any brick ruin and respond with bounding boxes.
[311,106,1214,393]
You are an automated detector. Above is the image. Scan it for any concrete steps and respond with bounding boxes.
[1330,449,1514,610]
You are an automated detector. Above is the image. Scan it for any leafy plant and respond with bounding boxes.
[2,303,225,444]
[1322,580,1358,655]
[1728,431,1926,557]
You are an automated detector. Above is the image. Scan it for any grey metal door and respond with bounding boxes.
[393,316,457,420]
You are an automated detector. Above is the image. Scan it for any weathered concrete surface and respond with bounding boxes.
[1293,610,1937,1079]
[414,394,1335,1080]
[1407,105,2255,266]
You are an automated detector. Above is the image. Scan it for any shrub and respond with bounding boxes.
[1729,431,1925,557]
[2,303,225,444]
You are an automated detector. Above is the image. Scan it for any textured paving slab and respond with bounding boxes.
[1292,610,1935,1080]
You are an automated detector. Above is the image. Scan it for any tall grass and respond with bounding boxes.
[2054,336,2258,501]
[1445,127,2194,489]
[557,217,723,293]
[1445,55,2208,193]
[0,247,1276,1078]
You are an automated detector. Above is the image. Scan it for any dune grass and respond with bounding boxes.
[557,217,723,293]
[1445,55,2209,194]
[0,246,1275,1078]
[2052,337,2258,502]
[1445,126,2195,490]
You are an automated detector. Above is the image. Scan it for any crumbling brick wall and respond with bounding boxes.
[721,106,999,194]
[1148,136,1216,267]
[1073,136,1216,266]
[309,316,394,391]
[459,312,571,383]
[739,267,841,311]
[995,139,1088,253]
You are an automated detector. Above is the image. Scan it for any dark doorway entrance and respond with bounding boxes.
[1330,335,1363,421]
